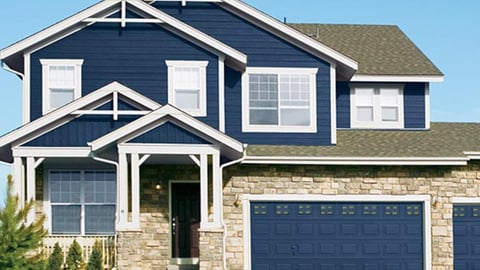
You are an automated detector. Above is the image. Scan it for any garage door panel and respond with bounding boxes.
[454,205,480,268]
[251,202,424,269]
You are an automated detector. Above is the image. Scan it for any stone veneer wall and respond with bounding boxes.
[117,165,200,270]
[222,162,480,270]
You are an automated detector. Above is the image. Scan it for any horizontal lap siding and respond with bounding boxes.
[336,82,351,128]
[157,2,332,146]
[404,83,426,129]
[30,21,219,130]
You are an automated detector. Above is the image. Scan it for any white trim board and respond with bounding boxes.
[452,197,480,204]
[351,75,444,83]
[242,194,432,270]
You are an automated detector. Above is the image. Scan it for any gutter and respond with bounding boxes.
[219,145,247,270]
[242,156,469,166]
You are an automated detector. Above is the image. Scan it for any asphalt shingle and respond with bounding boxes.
[290,24,443,77]
[247,123,480,158]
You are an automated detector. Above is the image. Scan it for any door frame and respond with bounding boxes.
[168,180,200,265]
[242,194,432,270]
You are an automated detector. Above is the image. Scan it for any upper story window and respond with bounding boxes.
[49,170,116,235]
[350,85,404,129]
[40,59,83,114]
[242,67,318,133]
[166,60,208,117]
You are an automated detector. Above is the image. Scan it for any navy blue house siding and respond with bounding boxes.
[129,122,210,144]
[404,83,427,129]
[25,115,140,147]
[336,82,350,129]
[30,21,219,129]
[336,82,426,129]
[156,2,332,145]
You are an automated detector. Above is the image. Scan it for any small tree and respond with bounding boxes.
[86,241,103,270]
[46,242,64,270]
[65,240,84,270]
[0,175,47,270]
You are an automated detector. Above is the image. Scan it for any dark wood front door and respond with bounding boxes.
[171,183,200,258]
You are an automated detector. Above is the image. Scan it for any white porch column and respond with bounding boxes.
[13,157,24,207]
[200,154,209,228]
[212,153,221,227]
[131,153,140,228]
[26,157,36,224]
[117,152,129,229]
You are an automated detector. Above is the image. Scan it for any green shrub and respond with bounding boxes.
[65,240,84,270]
[46,242,63,270]
[0,175,47,270]
[86,241,103,270]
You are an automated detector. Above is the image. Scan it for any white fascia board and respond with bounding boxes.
[0,0,119,59]
[220,0,357,71]
[89,105,244,153]
[464,152,480,160]
[119,143,219,155]
[13,147,91,158]
[242,156,469,166]
[128,0,247,65]
[351,75,445,83]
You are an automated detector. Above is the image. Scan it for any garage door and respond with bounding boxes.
[251,202,424,270]
[454,205,480,269]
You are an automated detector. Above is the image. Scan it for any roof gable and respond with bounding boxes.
[0,0,247,71]
[0,81,160,162]
[89,104,244,156]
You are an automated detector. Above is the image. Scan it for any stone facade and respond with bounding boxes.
[34,162,480,269]
[222,162,480,270]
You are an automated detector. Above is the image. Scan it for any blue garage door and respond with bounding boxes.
[251,202,424,270]
[454,205,480,269]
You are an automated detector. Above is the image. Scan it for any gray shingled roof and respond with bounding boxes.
[290,24,443,77]
[247,123,480,158]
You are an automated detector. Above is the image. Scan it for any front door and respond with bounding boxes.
[171,183,200,258]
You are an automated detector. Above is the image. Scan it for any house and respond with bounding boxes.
[1,0,480,269]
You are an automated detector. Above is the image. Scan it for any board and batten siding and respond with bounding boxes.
[30,20,219,128]
[155,2,332,145]
[336,82,427,129]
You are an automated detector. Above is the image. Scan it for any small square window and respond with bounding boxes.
[351,85,404,129]
[166,61,208,116]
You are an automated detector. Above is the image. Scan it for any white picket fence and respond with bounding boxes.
[42,235,116,269]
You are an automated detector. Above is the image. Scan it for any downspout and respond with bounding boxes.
[1,61,24,79]
[219,145,247,270]
[90,153,120,225]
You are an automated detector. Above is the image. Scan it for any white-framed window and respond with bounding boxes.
[350,85,404,129]
[40,59,84,114]
[48,170,116,235]
[166,60,208,116]
[242,67,318,133]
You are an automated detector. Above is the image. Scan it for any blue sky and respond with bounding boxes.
[0,0,479,204]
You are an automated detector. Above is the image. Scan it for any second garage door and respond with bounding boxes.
[251,202,424,270]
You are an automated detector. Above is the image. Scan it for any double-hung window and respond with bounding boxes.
[166,61,208,116]
[350,85,404,128]
[40,59,83,114]
[243,67,318,132]
[49,170,116,235]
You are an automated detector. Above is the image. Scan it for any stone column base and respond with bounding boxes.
[199,228,224,270]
